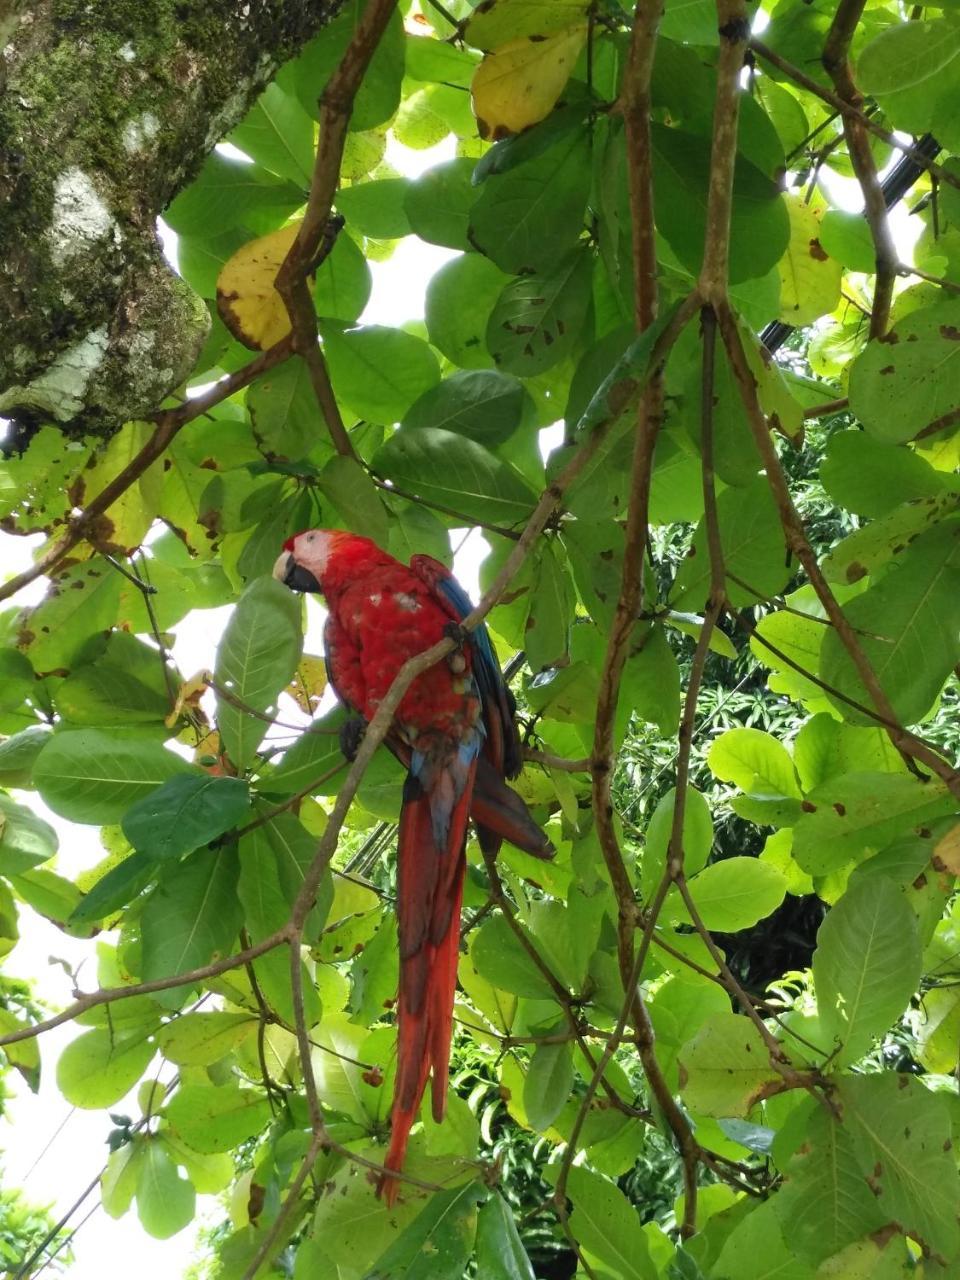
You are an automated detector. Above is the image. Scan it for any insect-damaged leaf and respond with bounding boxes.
[471,27,588,141]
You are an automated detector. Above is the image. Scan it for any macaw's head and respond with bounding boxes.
[273,528,344,595]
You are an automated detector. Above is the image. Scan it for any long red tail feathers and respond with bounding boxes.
[378,766,473,1206]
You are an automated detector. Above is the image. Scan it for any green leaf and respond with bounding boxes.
[287,4,404,133]
[670,476,791,611]
[524,540,573,673]
[813,874,921,1066]
[155,1011,257,1067]
[402,370,526,447]
[336,178,412,239]
[838,1073,960,1261]
[0,793,57,875]
[102,1140,145,1219]
[713,1200,815,1280]
[163,1083,273,1153]
[471,916,556,1000]
[33,729,195,824]
[469,129,590,275]
[820,429,950,518]
[57,1027,156,1109]
[0,648,33,711]
[793,771,955,876]
[666,857,787,932]
[475,1195,535,1280]
[565,1165,658,1280]
[350,914,399,1027]
[858,18,960,146]
[69,850,157,925]
[140,847,242,997]
[135,1139,196,1240]
[372,427,537,527]
[365,1181,486,1280]
[773,1099,886,1264]
[311,1013,375,1125]
[819,522,960,726]
[0,725,52,787]
[707,727,801,798]
[215,575,303,770]
[404,158,477,250]
[486,248,593,377]
[313,230,373,323]
[425,253,511,370]
[819,210,877,274]
[260,706,349,796]
[321,323,441,423]
[164,152,304,237]
[677,1013,781,1118]
[16,558,122,676]
[522,1038,574,1132]
[247,356,322,459]
[823,492,960,588]
[849,299,960,443]
[122,775,251,862]
[641,786,714,902]
[318,454,390,548]
[228,81,315,186]
[651,123,789,284]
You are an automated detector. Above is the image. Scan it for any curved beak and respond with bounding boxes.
[272,550,322,593]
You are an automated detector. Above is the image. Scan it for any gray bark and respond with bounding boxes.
[0,0,338,440]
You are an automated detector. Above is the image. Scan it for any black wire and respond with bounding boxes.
[761,133,941,355]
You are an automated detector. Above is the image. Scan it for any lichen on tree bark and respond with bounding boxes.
[0,0,339,441]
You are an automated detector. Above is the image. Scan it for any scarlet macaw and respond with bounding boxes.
[273,530,553,1201]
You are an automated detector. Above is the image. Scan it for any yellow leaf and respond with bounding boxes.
[216,222,301,351]
[465,0,591,51]
[287,655,327,714]
[471,25,587,141]
[933,820,960,874]
[776,196,842,327]
[166,671,211,729]
[70,422,162,555]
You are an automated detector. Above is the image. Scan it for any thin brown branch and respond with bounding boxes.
[240,1133,322,1280]
[369,473,523,540]
[0,930,290,1048]
[803,396,849,419]
[822,0,898,336]
[751,38,960,192]
[274,0,401,460]
[522,747,591,772]
[898,262,960,294]
[0,338,293,606]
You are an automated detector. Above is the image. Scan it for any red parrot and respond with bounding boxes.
[273,530,553,1201]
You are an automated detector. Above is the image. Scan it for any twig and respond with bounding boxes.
[240,1133,322,1280]
[822,0,897,337]
[803,397,848,419]
[750,39,960,192]
[522,748,590,772]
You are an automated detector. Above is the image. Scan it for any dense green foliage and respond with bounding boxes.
[3,0,960,1276]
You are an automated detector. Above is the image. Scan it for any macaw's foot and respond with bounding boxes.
[442,621,469,673]
[339,717,367,762]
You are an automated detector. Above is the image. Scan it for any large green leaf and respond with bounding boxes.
[404,158,477,250]
[425,253,511,370]
[0,793,57,875]
[819,522,960,726]
[135,1139,197,1240]
[677,1013,781,1118]
[228,81,314,187]
[57,1027,156,1109]
[708,727,801,798]
[522,1038,573,1133]
[402,370,526,448]
[565,1166,658,1280]
[858,18,960,149]
[33,729,196,825]
[122,775,251,862]
[163,1083,273,1154]
[321,323,441,424]
[820,430,952,518]
[475,1195,535,1280]
[838,1073,960,1262]
[365,1181,486,1279]
[665,857,787,932]
[164,152,304,236]
[848,299,960,443]
[140,847,243,996]
[469,128,590,275]
[792,772,955,876]
[524,539,573,673]
[372,427,538,527]
[713,1200,815,1280]
[214,575,302,770]
[813,874,921,1066]
[155,1011,257,1067]
[486,248,593,377]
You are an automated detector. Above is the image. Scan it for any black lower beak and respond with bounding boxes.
[284,560,322,593]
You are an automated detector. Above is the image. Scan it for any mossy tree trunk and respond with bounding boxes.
[0,0,339,441]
